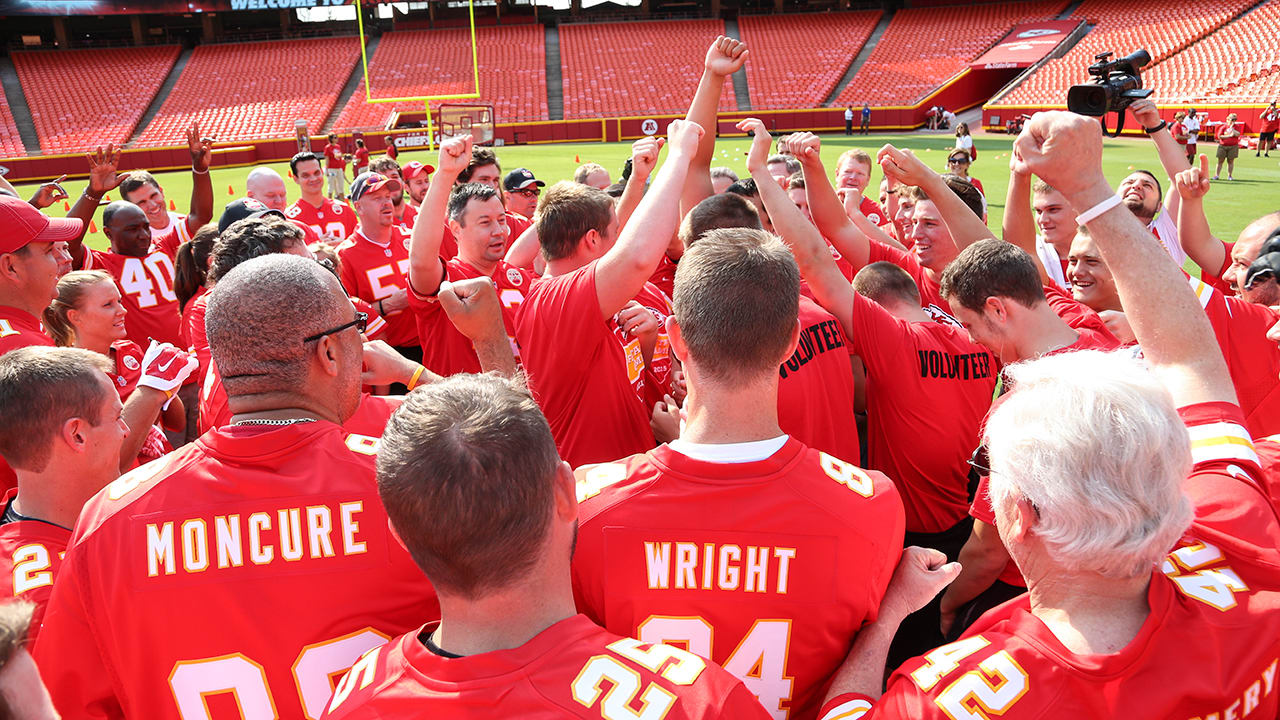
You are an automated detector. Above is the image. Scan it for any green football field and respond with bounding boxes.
[13,131,1280,259]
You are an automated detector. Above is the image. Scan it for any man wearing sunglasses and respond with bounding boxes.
[503,167,544,222]
[37,254,442,720]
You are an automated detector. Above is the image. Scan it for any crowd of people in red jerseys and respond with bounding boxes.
[0,35,1279,720]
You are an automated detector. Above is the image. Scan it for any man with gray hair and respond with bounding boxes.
[572,227,904,719]
[816,111,1280,720]
[36,254,441,720]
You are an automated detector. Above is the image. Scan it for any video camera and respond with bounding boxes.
[1067,50,1153,136]
[1244,227,1280,292]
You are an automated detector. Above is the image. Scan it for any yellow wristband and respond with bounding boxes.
[406,365,425,391]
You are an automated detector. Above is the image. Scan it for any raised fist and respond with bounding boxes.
[704,35,748,78]
[665,120,705,159]
[1011,111,1107,198]
[782,132,821,164]
[630,136,666,182]
[735,118,772,174]
[439,277,505,344]
[437,135,473,178]
[876,144,937,189]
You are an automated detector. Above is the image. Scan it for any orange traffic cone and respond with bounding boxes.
[575,155,580,163]
[103,194,111,201]
[228,185,235,196]
[89,221,97,233]
[63,201,70,211]
[169,199,176,210]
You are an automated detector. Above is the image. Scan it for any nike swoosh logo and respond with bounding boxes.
[156,355,176,373]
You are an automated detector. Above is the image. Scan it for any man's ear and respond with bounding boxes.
[666,316,687,364]
[984,296,1009,324]
[60,417,88,454]
[553,461,578,522]
[313,335,342,378]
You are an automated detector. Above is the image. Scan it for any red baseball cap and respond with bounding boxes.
[401,161,435,181]
[0,195,83,254]
[350,172,404,202]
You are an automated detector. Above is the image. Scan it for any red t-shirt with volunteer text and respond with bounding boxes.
[1190,276,1280,437]
[823,403,1280,720]
[0,489,69,644]
[321,615,771,720]
[572,439,905,720]
[407,257,535,376]
[34,420,439,720]
[324,142,346,170]
[83,248,182,349]
[850,293,996,533]
[867,241,950,315]
[777,296,860,464]
[515,263,655,468]
[336,228,419,348]
[286,197,358,244]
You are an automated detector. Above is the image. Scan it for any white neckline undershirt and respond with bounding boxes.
[667,435,789,464]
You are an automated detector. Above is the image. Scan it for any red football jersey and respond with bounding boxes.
[337,228,419,347]
[1190,276,1280,437]
[286,198,358,244]
[649,254,678,300]
[627,282,675,409]
[438,224,460,261]
[0,305,54,356]
[867,241,950,315]
[850,293,996,533]
[34,421,438,720]
[83,248,183,348]
[393,203,418,235]
[514,263,655,469]
[407,257,534,376]
[823,403,1280,720]
[180,289,210,385]
[321,615,772,719]
[777,296,860,464]
[1042,283,1120,349]
[506,211,532,246]
[571,439,905,720]
[149,211,192,260]
[0,489,69,644]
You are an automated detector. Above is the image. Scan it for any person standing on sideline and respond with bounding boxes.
[845,106,854,135]
[1259,102,1278,157]
[861,103,872,134]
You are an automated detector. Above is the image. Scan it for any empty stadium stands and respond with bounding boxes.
[134,38,360,147]
[333,25,547,132]
[1141,0,1280,104]
[835,0,1067,107]
[12,46,179,154]
[0,103,24,158]
[738,11,881,110]
[559,19,735,119]
[995,0,1256,107]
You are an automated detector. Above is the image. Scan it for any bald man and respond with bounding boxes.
[244,166,320,245]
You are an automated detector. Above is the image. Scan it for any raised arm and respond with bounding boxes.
[787,132,873,269]
[615,136,665,230]
[1174,154,1228,277]
[680,36,747,216]
[878,144,995,251]
[1015,111,1234,405]
[66,145,128,269]
[408,135,470,296]
[741,119,856,331]
[1128,98,1190,223]
[183,122,215,234]
[1002,162,1052,285]
[595,120,702,319]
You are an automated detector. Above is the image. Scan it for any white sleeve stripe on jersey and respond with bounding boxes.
[1187,275,1214,309]
[1188,422,1259,466]
[819,699,873,720]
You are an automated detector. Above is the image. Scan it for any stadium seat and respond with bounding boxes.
[737,11,881,110]
[993,0,1257,108]
[0,102,24,159]
[333,25,547,132]
[559,20,735,119]
[134,38,360,147]
[12,46,180,154]
[1142,0,1280,104]
[835,0,1068,107]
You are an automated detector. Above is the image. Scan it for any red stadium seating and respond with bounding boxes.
[135,38,360,147]
[994,0,1255,107]
[737,11,881,110]
[0,103,24,159]
[1142,0,1280,104]
[559,20,735,119]
[12,46,179,154]
[333,26,547,131]
[835,1,1067,107]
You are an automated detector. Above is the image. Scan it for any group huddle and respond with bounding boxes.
[0,35,1279,720]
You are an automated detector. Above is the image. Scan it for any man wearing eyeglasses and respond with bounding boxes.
[36,254,442,720]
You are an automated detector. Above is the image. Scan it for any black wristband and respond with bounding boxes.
[1144,120,1168,135]
[377,300,384,315]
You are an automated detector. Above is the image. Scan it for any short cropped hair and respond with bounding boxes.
[940,239,1045,312]
[837,149,873,172]
[787,172,805,191]
[939,174,985,219]
[680,193,762,247]
[535,181,614,261]
[376,374,561,598]
[573,162,607,185]
[208,215,305,283]
[986,350,1193,577]
[458,146,500,184]
[119,171,160,199]
[725,177,759,198]
[290,151,322,176]
[710,167,739,183]
[1031,179,1060,196]
[205,254,343,399]
[853,261,922,307]
[368,156,401,178]
[673,229,799,381]
[448,183,501,226]
[0,347,112,471]
[767,154,801,176]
